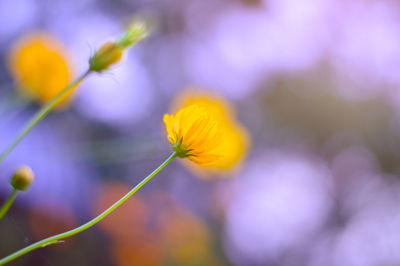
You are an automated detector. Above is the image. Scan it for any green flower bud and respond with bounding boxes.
[89,21,148,73]
[89,41,123,72]
[116,21,148,48]
[10,166,34,191]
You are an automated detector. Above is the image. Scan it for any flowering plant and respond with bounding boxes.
[0,20,248,265]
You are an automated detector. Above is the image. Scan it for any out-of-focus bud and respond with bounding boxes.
[10,166,34,191]
[115,21,147,48]
[89,21,147,72]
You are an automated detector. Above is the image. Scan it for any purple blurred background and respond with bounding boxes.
[2,0,400,265]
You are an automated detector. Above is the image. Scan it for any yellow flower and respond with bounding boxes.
[165,90,250,173]
[163,105,225,166]
[8,32,74,109]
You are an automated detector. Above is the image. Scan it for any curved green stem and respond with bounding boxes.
[0,189,18,220]
[0,70,92,164]
[0,152,177,265]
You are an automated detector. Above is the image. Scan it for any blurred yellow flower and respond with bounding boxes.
[8,32,75,109]
[169,90,250,173]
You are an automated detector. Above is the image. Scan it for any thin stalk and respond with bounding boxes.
[0,189,18,219]
[0,152,177,265]
[0,70,92,164]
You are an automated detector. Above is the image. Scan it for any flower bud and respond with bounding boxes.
[89,21,148,73]
[10,166,34,191]
[89,41,123,72]
[115,21,147,48]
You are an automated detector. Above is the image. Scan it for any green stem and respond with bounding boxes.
[0,152,177,265]
[0,189,18,220]
[0,70,92,164]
